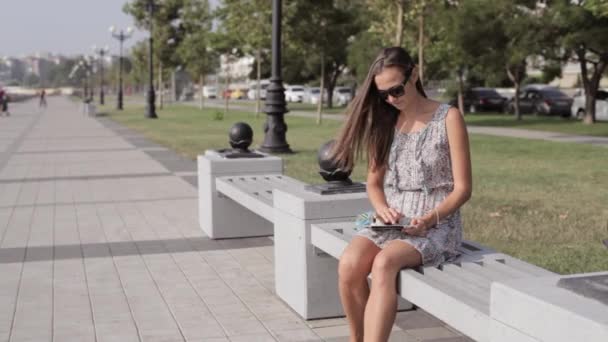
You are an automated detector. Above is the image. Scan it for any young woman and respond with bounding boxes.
[331,47,472,342]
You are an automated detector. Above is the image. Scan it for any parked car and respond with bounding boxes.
[505,84,573,117]
[308,87,328,105]
[449,87,506,113]
[222,89,233,99]
[230,88,247,100]
[571,89,608,121]
[247,83,269,100]
[202,86,217,99]
[285,85,306,102]
[333,86,353,107]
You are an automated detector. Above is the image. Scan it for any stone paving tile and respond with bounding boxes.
[305,318,348,329]
[273,328,322,341]
[10,206,54,342]
[407,327,461,341]
[394,309,445,330]
[422,336,475,342]
[312,324,351,339]
[228,333,277,342]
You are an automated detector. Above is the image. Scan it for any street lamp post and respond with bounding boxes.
[145,0,158,119]
[110,26,133,110]
[261,0,291,153]
[92,45,110,105]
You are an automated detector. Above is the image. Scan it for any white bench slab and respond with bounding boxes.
[311,221,556,342]
[216,174,306,222]
[491,272,608,342]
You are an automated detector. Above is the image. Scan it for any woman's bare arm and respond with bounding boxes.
[367,162,403,224]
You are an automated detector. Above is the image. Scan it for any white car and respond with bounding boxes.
[571,89,608,121]
[308,87,328,105]
[247,82,269,100]
[202,86,217,99]
[285,85,306,102]
[333,86,353,106]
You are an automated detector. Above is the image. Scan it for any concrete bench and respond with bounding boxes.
[198,147,413,319]
[310,222,560,342]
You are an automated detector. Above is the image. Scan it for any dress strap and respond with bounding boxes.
[434,103,450,121]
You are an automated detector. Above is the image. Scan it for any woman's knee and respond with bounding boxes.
[370,253,401,286]
[338,253,368,285]
[338,238,380,286]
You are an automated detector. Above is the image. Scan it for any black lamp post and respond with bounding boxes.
[92,45,109,105]
[110,26,133,110]
[260,0,291,153]
[145,0,158,119]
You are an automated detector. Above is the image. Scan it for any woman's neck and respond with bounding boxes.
[400,94,426,119]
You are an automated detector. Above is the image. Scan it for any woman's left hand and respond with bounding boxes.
[402,217,431,237]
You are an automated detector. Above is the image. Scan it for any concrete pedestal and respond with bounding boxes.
[198,150,282,239]
[490,271,608,342]
[273,187,413,319]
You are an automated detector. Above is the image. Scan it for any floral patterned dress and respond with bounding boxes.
[357,103,462,266]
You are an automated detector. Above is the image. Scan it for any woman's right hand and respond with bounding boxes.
[375,207,403,225]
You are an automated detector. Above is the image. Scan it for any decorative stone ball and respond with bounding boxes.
[317,140,352,182]
[318,140,339,171]
[229,122,253,151]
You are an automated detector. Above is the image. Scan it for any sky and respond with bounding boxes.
[0,0,219,58]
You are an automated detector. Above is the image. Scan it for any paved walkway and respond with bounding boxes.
[0,97,472,342]
[185,99,608,148]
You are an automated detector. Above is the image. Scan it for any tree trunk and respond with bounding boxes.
[395,0,404,47]
[158,62,164,109]
[199,74,204,110]
[577,48,607,124]
[255,49,262,118]
[224,73,230,118]
[316,52,325,125]
[418,9,424,86]
[457,68,465,115]
[506,60,525,121]
[171,71,176,103]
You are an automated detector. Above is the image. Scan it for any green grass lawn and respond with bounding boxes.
[105,104,608,275]
[465,112,608,137]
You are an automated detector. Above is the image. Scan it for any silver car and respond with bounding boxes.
[571,89,608,121]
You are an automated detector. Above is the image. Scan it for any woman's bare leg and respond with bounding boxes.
[338,237,381,342]
[363,241,422,342]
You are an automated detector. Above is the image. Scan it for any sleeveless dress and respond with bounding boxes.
[356,103,462,267]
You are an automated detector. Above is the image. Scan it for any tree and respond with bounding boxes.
[430,1,480,114]
[215,0,272,116]
[494,0,541,119]
[544,1,608,124]
[286,0,366,118]
[176,0,216,109]
[124,0,187,108]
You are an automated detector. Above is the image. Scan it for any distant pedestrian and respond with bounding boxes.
[39,89,47,108]
[0,89,9,117]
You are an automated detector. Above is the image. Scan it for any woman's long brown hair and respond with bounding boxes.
[332,47,427,172]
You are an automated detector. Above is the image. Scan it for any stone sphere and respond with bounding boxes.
[317,140,352,182]
[229,122,253,151]
[317,140,339,172]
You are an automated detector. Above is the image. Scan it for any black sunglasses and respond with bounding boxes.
[377,79,408,101]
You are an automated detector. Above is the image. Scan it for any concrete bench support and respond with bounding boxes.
[272,187,374,319]
[198,150,283,239]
